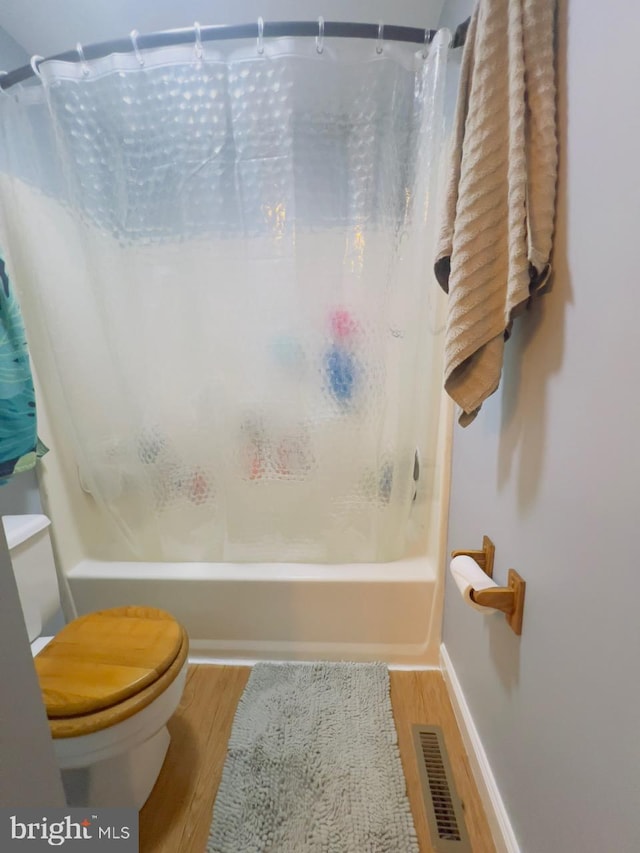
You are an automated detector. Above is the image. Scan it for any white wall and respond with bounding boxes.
[0,20,28,69]
[0,0,446,59]
[443,1,640,851]
[438,0,473,32]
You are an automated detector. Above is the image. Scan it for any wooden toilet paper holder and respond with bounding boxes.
[451,536,526,636]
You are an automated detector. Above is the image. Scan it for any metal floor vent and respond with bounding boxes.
[412,725,472,852]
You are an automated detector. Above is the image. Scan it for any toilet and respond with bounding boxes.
[2,514,189,810]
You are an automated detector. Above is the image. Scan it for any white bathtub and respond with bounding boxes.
[67,554,443,666]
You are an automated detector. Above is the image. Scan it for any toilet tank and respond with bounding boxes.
[2,515,61,642]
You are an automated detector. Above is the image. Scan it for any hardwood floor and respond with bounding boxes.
[140,665,494,853]
[389,671,495,853]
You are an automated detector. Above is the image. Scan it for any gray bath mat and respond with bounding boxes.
[207,661,418,853]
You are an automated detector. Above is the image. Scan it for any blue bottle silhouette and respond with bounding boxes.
[325,309,358,405]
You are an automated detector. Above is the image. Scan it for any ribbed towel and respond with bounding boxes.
[435,0,557,425]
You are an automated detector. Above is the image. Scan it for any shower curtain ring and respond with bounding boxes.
[76,43,90,76]
[194,22,204,61]
[256,17,264,55]
[316,16,325,54]
[130,30,145,66]
[376,22,384,54]
[422,28,432,59]
[316,15,324,53]
[30,55,44,80]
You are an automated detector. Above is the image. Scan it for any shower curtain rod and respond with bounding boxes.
[0,18,470,91]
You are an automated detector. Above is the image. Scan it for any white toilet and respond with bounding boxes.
[2,514,189,810]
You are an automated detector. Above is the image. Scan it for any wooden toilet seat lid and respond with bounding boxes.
[35,606,184,718]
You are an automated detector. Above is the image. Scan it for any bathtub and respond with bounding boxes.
[67,553,442,666]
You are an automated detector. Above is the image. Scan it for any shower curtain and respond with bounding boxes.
[0,30,449,562]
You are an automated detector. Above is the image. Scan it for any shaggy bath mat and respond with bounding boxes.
[207,661,418,853]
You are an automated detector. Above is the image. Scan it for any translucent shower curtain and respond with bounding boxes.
[0,31,448,562]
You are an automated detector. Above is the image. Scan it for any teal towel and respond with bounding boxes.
[0,255,46,483]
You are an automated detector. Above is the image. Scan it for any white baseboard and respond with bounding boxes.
[440,643,520,853]
[189,654,439,671]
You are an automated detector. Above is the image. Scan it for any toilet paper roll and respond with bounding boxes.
[450,554,499,612]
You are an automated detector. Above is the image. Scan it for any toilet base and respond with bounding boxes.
[61,725,171,810]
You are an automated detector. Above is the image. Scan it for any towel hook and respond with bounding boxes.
[194,22,204,61]
[256,17,265,55]
[316,16,325,54]
[130,30,145,66]
[376,22,384,55]
[76,43,90,77]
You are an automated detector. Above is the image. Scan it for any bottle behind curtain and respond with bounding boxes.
[0,31,449,562]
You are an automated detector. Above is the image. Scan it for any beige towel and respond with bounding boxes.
[435,0,557,426]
